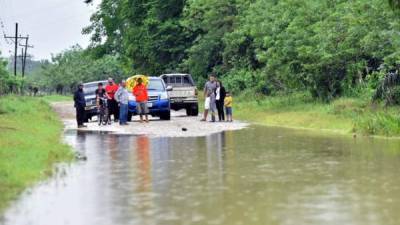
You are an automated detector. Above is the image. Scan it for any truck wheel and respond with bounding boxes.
[160,111,171,120]
[127,112,132,122]
[186,107,191,116]
[191,104,199,116]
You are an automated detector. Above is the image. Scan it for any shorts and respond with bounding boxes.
[204,97,211,110]
[204,96,216,112]
[225,107,232,116]
[137,102,149,115]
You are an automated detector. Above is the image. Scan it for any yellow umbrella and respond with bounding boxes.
[126,75,149,90]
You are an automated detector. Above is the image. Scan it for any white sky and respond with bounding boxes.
[0,0,99,60]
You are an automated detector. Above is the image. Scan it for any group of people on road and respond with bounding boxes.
[73,77,149,128]
[201,74,233,122]
[74,74,233,128]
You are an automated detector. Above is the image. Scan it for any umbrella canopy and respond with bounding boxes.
[126,75,149,90]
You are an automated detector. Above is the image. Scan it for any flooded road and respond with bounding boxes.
[2,126,400,225]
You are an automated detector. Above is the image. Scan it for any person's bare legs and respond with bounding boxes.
[145,115,149,123]
[202,109,208,121]
[211,111,216,122]
[139,115,144,123]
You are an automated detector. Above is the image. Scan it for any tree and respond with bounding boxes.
[83,0,400,100]
[28,46,124,94]
[83,0,189,75]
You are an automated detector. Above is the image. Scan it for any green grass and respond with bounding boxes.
[0,96,73,212]
[40,94,72,103]
[200,91,400,137]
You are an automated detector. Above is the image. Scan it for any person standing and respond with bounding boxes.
[224,91,233,122]
[215,81,226,121]
[96,82,110,125]
[105,78,120,122]
[115,80,130,125]
[73,83,87,128]
[133,78,149,123]
[201,74,217,122]
[95,82,106,104]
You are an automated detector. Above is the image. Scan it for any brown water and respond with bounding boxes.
[1,126,400,225]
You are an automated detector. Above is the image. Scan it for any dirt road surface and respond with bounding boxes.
[51,102,248,137]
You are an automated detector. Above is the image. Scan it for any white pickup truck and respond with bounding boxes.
[160,73,199,116]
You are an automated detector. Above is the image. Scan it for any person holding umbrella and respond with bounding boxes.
[133,77,149,123]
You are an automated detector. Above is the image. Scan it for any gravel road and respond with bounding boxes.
[51,102,248,137]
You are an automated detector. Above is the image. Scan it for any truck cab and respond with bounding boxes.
[160,73,199,116]
[127,77,171,120]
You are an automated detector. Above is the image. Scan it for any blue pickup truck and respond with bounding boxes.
[127,77,172,121]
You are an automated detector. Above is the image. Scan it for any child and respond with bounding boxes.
[224,91,233,122]
[133,78,149,123]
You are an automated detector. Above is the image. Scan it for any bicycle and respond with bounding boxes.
[97,97,111,125]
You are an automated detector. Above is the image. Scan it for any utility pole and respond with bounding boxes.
[19,36,33,77]
[4,23,28,76]
[14,23,17,76]
[19,48,24,74]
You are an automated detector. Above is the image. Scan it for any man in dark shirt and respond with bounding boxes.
[73,83,87,128]
[95,83,106,106]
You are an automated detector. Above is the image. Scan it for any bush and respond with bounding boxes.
[222,69,266,95]
[354,112,400,135]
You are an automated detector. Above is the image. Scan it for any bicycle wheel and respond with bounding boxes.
[102,108,109,125]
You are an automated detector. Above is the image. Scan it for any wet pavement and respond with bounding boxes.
[2,126,400,225]
[51,101,248,137]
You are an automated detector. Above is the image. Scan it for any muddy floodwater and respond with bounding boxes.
[2,126,400,225]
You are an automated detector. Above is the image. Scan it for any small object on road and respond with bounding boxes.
[182,127,187,131]
[75,152,88,161]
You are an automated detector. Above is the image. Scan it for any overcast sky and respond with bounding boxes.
[0,0,99,60]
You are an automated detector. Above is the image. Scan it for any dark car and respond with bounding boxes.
[160,73,199,116]
[127,77,172,121]
[83,80,107,121]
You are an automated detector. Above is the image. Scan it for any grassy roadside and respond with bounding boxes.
[0,95,73,212]
[40,94,72,102]
[232,92,400,137]
[199,90,400,137]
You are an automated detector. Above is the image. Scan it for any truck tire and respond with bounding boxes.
[191,104,199,116]
[160,111,171,120]
[186,107,191,116]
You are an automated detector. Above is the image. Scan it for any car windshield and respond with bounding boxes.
[147,79,165,91]
[164,75,194,87]
[83,84,99,95]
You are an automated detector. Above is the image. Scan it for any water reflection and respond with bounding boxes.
[2,126,400,225]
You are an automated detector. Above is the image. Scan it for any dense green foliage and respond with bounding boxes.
[81,0,400,100]
[0,53,24,95]
[27,45,123,94]
[83,0,189,76]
